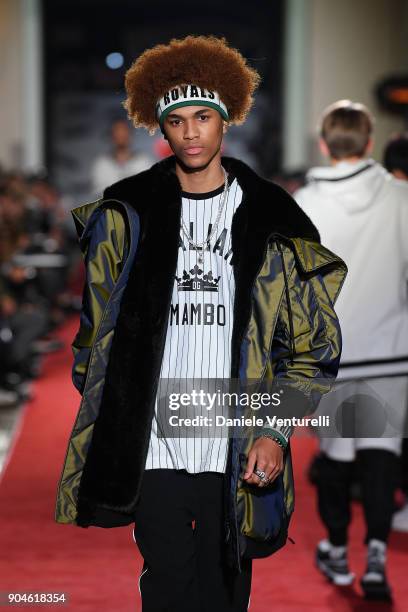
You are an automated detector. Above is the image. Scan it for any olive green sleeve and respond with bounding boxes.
[258,263,347,446]
[71,206,126,394]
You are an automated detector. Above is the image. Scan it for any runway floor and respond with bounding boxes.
[0,316,407,611]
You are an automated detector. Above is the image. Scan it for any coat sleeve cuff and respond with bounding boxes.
[254,426,292,449]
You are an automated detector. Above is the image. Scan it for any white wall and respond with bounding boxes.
[0,0,43,172]
[0,0,24,169]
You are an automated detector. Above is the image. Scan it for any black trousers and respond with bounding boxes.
[132,469,252,612]
[316,449,399,546]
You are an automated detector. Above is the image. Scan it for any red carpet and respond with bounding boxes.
[0,316,407,611]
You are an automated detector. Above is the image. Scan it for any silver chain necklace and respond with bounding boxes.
[180,167,229,264]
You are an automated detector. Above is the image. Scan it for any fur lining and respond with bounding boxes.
[75,156,319,526]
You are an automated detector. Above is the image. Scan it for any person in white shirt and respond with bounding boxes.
[294,100,408,601]
[91,119,153,197]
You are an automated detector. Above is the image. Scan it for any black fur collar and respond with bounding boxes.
[104,155,320,244]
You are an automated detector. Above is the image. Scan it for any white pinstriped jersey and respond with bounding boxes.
[144,176,243,473]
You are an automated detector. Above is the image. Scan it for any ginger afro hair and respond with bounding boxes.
[123,35,261,132]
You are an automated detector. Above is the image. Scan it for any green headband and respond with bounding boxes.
[156,84,229,126]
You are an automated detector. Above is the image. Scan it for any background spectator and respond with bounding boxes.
[91,119,154,198]
[383,133,408,181]
[0,171,81,403]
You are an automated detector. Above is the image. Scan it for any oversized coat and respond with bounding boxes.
[55,155,347,572]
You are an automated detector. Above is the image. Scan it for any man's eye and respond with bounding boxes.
[199,115,209,121]
[170,120,181,126]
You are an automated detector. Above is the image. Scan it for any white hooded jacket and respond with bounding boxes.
[294,159,408,379]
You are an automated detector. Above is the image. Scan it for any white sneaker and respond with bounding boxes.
[315,539,355,586]
[392,503,408,533]
[361,539,392,601]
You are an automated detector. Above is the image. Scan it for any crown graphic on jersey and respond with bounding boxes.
[176,264,220,292]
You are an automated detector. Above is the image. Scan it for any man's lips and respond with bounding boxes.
[183,146,204,155]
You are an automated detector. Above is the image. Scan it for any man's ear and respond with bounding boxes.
[222,121,229,135]
[365,137,374,156]
[319,137,330,158]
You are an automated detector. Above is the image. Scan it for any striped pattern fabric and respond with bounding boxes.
[144,175,243,473]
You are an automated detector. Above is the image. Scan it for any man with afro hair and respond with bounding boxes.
[123,35,259,132]
[56,35,347,611]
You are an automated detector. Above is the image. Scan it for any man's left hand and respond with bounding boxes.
[242,437,284,487]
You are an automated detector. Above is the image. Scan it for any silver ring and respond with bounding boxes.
[254,469,267,481]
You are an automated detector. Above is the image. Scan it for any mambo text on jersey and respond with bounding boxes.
[170,303,226,326]
[156,85,229,124]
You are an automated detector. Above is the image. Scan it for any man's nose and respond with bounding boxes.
[183,120,199,139]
